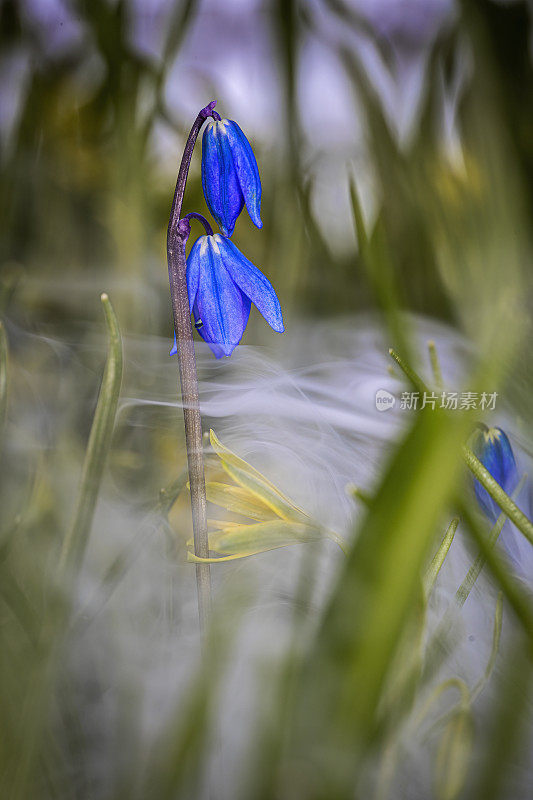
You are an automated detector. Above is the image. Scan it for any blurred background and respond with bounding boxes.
[2,0,533,798]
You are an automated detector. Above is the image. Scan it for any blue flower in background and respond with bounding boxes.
[171,233,283,358]
[473,426,518,522]
[201,119,262,237]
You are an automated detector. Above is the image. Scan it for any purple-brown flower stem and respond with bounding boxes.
[167,102,219,630]
[184,211,214,236]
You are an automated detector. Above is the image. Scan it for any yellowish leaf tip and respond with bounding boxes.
[100,292,109,302]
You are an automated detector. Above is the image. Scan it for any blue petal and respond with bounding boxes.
[225,120,262,230]
[186,235,203,310]
[194,236,251,357]
[474,427,518,522]
[215,235,284,333]
[201,122,243,237]
[193,295,251,359]
[170,332,177,356]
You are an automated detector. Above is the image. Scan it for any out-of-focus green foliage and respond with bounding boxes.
[1,1,533,799]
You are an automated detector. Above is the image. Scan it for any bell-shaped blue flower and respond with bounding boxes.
[171,233,283,359]
[473,426,518,522]
[201,119,262,238]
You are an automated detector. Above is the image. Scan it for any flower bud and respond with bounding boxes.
[201,119,262,237]
[472,426,518,522]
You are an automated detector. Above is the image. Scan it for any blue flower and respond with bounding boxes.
[473,426,518,522]
[171,234,283,358]
[201,119,262,238]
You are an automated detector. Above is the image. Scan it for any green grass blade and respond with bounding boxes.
[455,474,527,608]
[292,408,468,792]
[0,321,8,453]
[472,592,503,702]
[59,293,123,574]
[434,707,473,800]
[424,518,459,598]
[469,641,532,800]
[428,340,444,390]
[458,501,533,647]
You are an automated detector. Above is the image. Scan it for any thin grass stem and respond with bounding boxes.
[59,293,123,574]
[458,500,533,649]
[472,592,503,701]
[455,474,527,607]
[427,340,443,390]
[424,518,459,598]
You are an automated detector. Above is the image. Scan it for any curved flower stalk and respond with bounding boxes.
[185,430,347,563]
[171,232,283,358]
[166,102,284,625]
[202,118,262,237]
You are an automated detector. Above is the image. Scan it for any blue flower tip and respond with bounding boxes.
[201,116,261,236]
[473,425,518,522]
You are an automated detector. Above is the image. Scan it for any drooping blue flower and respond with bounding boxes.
[201,119,262,238]
[473,426,518,522]
[171,233,283,358]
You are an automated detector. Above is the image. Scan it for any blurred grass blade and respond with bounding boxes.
[378,588,426,725]
[348,483,374,508]
[0,569,39,647]
[455,474,527,608]
[428,340,444,390]
[388,347,428,394]
[158,468,189,517]
[424,518,459,598]
[59,294,123,574]
[209,430,309,523]
[292,409,468,792]
[470,641,532,800]
[472,592,503,702]
[434,708,473,800]
[161,0,197,67]
[458,500,533,646]
[0,321,8,452]
[139,594,243,800]
[415,677,470,731]
[349,180,410,359]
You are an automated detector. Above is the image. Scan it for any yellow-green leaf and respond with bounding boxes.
[435,709,473,800]
[205,481,276,521]
[207,519,242,531]
[209,430,309,523]
[187,520,321,563]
